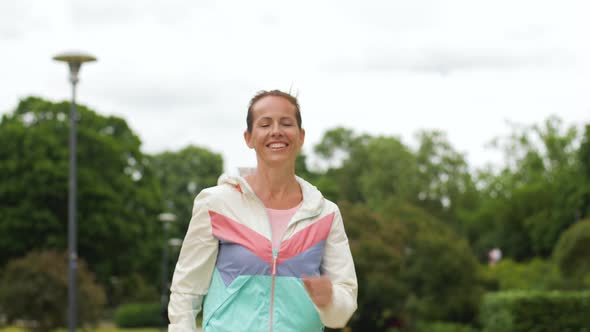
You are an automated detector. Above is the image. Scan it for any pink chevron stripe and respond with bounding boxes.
[209,211,273,264]
[277,212,334,264]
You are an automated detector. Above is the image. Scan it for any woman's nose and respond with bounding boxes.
[270,123,282,136]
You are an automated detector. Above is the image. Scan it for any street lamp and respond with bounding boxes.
[158,212,177,331]
[53,51,97,332]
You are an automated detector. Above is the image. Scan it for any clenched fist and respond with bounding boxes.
[302,276,333,308]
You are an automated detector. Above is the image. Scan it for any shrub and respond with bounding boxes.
[0,251,106,332]
[480,290,590,332]
[114,302,163,328]
[415,321,476,332]
[553,219,590,288]
[482,258,561,291]
[109,273,160,306]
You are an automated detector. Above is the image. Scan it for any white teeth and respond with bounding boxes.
[269,143,287,148]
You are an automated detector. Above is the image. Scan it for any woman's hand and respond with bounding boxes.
[302,276,333,308]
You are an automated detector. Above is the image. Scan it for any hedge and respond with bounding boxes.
[415,321,476,332]
[480,290,590,332]
[114,303,164,328]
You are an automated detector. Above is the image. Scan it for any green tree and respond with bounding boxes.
[309,120,590,329]
[467,117,584,260]
[579,124,590,218]
[341,201,407,331]
[313,127,370,203]
[0,97,162,300]
[312,127,485,327]
[314,128,479,226]
[343,199,483,331]
[150,145,223,236]
[380,200,484,325]
[413,130,480,232]
[358,136,418,207]
[314,128,418,205]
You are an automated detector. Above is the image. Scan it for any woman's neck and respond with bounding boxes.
[245,165,302,209]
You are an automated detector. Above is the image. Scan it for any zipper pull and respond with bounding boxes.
[272,249,278,275]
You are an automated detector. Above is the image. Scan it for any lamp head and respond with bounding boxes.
[158,213,177,223]
[53,51,97,84]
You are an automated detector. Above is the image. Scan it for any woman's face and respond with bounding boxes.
[244,95,305,167]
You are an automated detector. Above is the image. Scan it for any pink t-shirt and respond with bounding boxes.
[266,202,302,250]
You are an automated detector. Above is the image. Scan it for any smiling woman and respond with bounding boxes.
[167,90,358,332]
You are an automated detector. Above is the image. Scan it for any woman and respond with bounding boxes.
[168,90,357,331]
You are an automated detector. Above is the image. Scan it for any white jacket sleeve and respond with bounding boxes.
[317,207,358,328]
[168,192,219,332]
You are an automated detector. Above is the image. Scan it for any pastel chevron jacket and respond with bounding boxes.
[168,174,358,332]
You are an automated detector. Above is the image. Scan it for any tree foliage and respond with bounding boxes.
[150,145,223,236]
[313,128,478,226]
[341,201,406,330]
[413,130,479,229]
[308,121,590,330]
[578,124,590,218]
[464,117,585,260]
[2,94,589,330]
[342,198,483,331]
[0,97,163,297]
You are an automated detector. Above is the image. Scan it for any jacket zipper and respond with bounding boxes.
[270,249,277,332]
[268,209,323,332]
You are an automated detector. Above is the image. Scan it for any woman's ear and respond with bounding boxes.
[244,130,254,149]
[299,128,306,147]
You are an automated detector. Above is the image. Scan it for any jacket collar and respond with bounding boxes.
[217,173,324,215]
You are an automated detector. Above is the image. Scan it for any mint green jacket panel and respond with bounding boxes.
[202,271,324,332]
[273,277,324,332]
[203,270,270,332]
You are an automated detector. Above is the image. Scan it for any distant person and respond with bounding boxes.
[488,247,502,266]
[167,90,358,331]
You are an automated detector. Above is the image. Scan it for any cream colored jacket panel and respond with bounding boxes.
[168,190,217,332]
[316,202,358,328]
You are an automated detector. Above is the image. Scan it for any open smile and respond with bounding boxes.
[267,142,289,150]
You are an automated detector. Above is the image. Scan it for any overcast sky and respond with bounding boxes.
[2,0,589,173]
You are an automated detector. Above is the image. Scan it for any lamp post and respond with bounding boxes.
[158,212,177,331]
[53,51,96,332]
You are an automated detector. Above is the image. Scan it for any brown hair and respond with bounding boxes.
[246,90,302,133]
